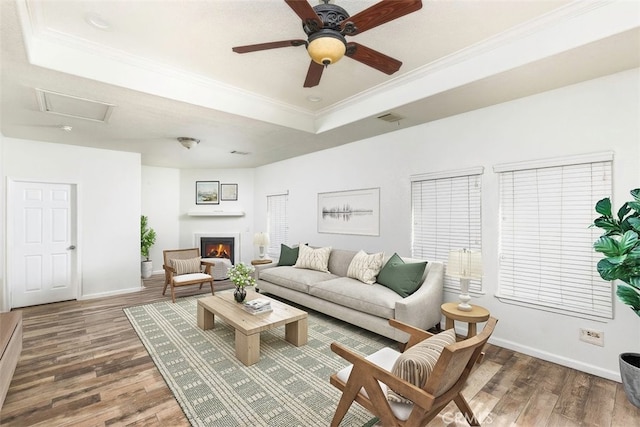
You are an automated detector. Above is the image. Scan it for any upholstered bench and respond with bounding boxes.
[0,311,22,410]
[203,258,231,280]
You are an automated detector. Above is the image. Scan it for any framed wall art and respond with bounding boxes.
[196,181,219,205]
[318,187,380,236]
[221,183,238,201]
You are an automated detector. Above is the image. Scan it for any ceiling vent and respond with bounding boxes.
[230,150,250,155]
[377,112,404,123]
[35,88,115,123]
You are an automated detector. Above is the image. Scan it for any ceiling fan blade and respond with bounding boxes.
[340,0,422,36]
[284,0,323,31]
[345,42,402,75]
[303,61,324,88]
[232,40,307,54]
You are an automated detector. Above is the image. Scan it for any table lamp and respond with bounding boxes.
[253,232,270,259]
[446,249,482,312]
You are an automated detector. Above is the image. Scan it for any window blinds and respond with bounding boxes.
[411,168,483,292]
[267,193,288,254]
[496,153,613,319]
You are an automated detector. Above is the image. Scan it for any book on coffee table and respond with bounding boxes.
[243,298,272,314]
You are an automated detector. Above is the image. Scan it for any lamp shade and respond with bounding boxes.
[253,232,270,246]
[446,249,482,279]
[307,30,346,66]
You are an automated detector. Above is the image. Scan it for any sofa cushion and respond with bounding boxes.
[387,329,457,404]
[347,250,384,284]
[278,244,299,266]
[171,257,202,275]
[309,277,400,319]
[327,249,358,276]
[259,266,339,293]
[377,253,427,297]
[295,245,331,272]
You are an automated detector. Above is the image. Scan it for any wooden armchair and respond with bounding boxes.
[329,317,498,427]
[162,248,215,303]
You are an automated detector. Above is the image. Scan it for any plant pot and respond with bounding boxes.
[619,352,640,408]
[141,260,153,279]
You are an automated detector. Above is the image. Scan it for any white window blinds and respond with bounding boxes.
[495,153,613,319]
[267,192,288,255]
[411,167,483,292]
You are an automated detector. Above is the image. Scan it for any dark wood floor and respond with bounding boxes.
[1,276,638,426]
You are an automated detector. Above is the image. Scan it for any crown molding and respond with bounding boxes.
[314,0,640,133]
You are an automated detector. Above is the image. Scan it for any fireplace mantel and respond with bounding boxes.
[188,210,244,217]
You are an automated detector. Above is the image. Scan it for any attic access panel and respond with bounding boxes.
[35,88,115,123]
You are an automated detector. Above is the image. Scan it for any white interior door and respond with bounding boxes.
[10,181,77,308]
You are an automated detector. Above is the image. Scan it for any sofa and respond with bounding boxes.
[256,245,444,343]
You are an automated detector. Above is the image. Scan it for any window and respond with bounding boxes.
[267,192,288,256]
[495,152,613,319]
[411,167,483,292]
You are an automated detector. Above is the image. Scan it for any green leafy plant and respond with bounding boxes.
[228,262,256,288]
[592,188,640,317]
[140,215,157,261]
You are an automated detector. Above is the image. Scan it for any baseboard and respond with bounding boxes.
[79,286,142,300]
[489,335,621,382]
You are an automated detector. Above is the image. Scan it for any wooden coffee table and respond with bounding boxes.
[197,289,308,366]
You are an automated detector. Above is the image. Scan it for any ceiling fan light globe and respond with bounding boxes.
[307,31,346,66]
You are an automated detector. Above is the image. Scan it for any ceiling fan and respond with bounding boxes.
[232,0,422,88]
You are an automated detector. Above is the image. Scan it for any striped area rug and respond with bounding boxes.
[124,294,393,426]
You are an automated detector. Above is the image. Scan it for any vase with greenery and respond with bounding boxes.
[592,188,640,408]
[140,215,157,279]
[228,262,256,302]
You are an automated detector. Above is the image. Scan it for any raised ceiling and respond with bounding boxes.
[1,0,638,169]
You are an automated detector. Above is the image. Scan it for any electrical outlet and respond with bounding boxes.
[580,328,604,346]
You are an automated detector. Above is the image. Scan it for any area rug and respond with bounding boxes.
[124,294,393,426]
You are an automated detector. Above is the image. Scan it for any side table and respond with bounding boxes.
[441,302,490,340]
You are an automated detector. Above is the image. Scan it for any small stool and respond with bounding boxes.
[441,302,490,339]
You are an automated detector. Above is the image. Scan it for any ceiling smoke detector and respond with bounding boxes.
[178,137,200,149]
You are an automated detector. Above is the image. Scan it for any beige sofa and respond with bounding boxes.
[256,248,444,343]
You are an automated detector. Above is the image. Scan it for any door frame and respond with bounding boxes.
[5,177,82,309]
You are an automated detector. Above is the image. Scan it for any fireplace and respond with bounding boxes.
[200,237,235,264]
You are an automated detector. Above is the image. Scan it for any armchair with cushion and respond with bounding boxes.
[329,317,498,427]
[162,248,215,303]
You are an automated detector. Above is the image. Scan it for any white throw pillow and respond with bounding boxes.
[294,245,331,272]
[171,257,202,275]
[347,250,384,284]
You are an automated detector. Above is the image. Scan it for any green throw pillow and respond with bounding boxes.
[278,244,299,266]
[377,253,427,297]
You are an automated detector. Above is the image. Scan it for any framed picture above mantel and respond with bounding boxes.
[221,183,238,201]
[196,181,219,205]
[318,187,380,236]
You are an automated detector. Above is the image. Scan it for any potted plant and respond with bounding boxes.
[592,188,640,408]
[141,215,157,279]
[228,262,256,303]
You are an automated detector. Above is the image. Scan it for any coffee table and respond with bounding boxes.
[197,289,308,366]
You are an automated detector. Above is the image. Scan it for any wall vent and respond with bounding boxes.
[377,112,404,123]
[35,88,115,123]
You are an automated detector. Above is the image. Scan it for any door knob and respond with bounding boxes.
[67,245,76,250]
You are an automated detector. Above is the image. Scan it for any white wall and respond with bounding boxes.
[1,138,142,303]
[141,165,180,273]
[178,168,256,263]
[254,68,640,381]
